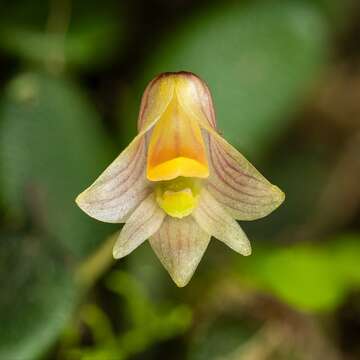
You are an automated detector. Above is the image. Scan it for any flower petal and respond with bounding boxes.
[175,72,217,129]
[205,130,285,220]
[113,193,165,259]
[150,216,210,287]
[137,73,176,132]
[76,135,151,223]
[193,189,251,256]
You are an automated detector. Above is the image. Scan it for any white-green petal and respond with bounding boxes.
[137,74,175,131]
[113,193,165,259]
[206,131,285,220]
[150,216,210,287]
[175,72,217,129]
[76,136,151,223]
[193,188,251,256]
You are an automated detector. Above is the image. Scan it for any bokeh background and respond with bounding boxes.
[1,0,360,359]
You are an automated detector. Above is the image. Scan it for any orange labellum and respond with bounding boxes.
[147,93,209,181]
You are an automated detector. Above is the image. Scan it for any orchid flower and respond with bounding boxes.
[76,72,284,287]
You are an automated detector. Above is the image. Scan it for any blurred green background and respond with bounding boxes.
[0,0,360,359]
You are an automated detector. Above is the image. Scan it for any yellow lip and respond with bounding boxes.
[155,177,201,218]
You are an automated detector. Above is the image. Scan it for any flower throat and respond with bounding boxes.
[155,177,201,218]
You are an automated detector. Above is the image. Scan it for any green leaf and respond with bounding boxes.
[309,0,352,27]
[189,316,258,360]
[0,72,114,258]
[132,0,328,157]
[238,235,360,312]
[0,0,124,70]
[0,234,77,360]
[106,271,191,357]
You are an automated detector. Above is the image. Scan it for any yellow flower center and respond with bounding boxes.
[155,177,201,218]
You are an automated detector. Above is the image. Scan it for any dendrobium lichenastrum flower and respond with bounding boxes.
[76,72,284,287]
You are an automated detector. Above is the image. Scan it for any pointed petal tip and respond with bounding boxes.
[160,252,203,288]
[112,239,123,259]
[168,263,201,287]
[172,265,200,287]
[112,238,135,260]
[169,264,199,287]
[75,189,114,223]
[75,190,93,216]
[168,268,195,287]
[242,244,252,256]
[173,275,191,288]
[271,185,286,207]
[233,239,252,256]
[112,247,126,260]
[112,250,119,259]
[75,191,86,208]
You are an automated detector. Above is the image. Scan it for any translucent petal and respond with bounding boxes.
[150,216,210,287]
[175,72,217,129]
[205,130,285,220]
[193,189,251,256]
[76,135,151,223]
[113,193,165,259]
[137,74,176,131]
